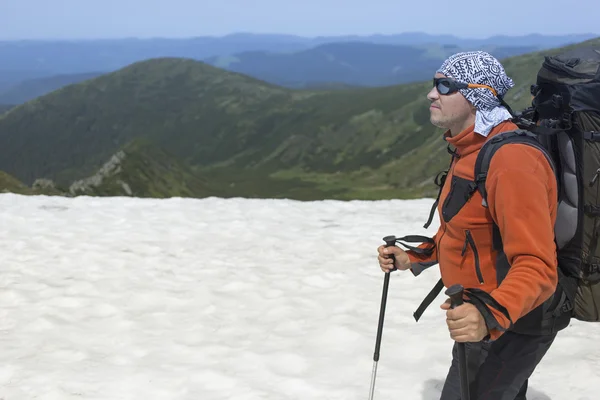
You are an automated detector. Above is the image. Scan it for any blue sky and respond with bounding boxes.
[1,0,599,40]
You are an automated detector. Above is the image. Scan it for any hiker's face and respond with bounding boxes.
[427,73,475,132]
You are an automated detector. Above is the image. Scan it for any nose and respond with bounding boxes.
[427,86,439,102]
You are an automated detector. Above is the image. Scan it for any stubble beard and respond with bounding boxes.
[429,109,448,130]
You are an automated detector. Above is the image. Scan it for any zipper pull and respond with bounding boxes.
[590,168,600,187]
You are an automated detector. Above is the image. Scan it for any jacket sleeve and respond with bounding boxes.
[406,227,441,276]
[483,144,559,340]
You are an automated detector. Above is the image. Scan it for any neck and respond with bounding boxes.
[448,116,476,137]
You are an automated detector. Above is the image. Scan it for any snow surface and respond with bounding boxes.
[0,194,597,399]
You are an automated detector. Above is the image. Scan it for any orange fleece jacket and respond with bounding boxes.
[407,121,558,340]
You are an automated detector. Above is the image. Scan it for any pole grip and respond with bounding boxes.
[445,283,465,309]
[382,235,396,271]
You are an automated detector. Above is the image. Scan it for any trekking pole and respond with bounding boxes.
[445,284,470,400]
[368,235,397,400]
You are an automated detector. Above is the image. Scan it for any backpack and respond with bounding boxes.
[411,45,600,335]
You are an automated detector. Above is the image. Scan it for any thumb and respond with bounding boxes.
[440,299,451,310]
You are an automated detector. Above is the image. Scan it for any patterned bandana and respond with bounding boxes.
[437,51,515,136]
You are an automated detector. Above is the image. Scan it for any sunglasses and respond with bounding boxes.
[433,77,498,96]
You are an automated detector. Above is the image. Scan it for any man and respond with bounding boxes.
[377,51,560,399]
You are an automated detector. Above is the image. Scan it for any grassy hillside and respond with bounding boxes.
[0,58,292,186]
[0,56,430,191]
[0,37,598,200]
[0,171,66,196]
[68,138,215,198]
[0,171,31,194]
[71,138,345,200]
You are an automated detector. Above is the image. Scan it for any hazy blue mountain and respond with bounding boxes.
[204,42,540,87]
[0,104,13,115]
[0,72,104,104]
[0,32,596,97]
[1,32,594,76]
[0,70,58,93]
[308,32,598,47]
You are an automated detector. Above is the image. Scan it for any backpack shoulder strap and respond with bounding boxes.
[474,129,557,208]
[471,128,567,335]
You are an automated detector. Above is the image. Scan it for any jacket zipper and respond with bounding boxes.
[463,229,484,284]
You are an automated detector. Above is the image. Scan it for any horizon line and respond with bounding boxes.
[1,31,599,42]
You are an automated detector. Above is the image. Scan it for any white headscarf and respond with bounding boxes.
[437,51,515,136]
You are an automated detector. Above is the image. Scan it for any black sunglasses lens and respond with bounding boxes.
[436,79,452,94]
[433,78,462,95]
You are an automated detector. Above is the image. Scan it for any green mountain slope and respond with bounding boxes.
[68,138,215,198]
[0,171,66,196]
[0,170,31,194]
[0,56,430,191]
[0,37,598,200]
[69,138,342,199]
[0,57,294,185]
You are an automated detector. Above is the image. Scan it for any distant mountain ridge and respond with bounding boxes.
[2,32,596,104]
[204,41,541,87]
[0,104,13,114]
[0,32,596,93]
[0,72,103,104]
[1,37,599,200]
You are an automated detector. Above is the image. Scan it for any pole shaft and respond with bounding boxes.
[446,284,470,400]
[368,236,397,399]
[368,361,378,400]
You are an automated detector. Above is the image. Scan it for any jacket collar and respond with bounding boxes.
[444,120,518,158]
